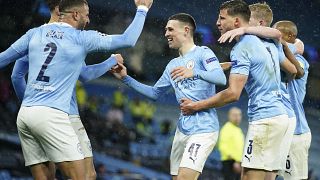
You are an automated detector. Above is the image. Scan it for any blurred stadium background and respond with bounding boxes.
[0,0,319,179]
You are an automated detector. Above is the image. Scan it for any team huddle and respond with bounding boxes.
[0,0,311,179]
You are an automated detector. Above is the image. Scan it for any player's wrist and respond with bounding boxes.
[193,101,201,112]
[137,5,149,12]
[121,75,129,81]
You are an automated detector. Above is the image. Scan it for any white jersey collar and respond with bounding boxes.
[44,22,73,28]
[180,45,197,57]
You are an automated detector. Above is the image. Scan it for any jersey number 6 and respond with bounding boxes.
[36,42,57,82]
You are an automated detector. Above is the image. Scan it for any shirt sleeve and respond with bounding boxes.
[79,56,117,82]
[193,47,226,85]
[230,46,250,75]
[11,56,29,101]
[122,67,171,100]
[0,28,35,68]
[81,8,147,53]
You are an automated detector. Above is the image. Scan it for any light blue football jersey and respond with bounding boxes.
[230,35,286,122]
[11,22,117,113]
[263,40,295,118]
[287,44,310,134]
[138,46,225,135]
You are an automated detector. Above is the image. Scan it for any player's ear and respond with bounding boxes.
[54,6,60,16]
[259,20,264,26]
[184,26,190,36]
[73,11,80,21]
[234,17,240,28]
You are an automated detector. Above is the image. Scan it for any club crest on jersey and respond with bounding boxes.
[186,60,195,69]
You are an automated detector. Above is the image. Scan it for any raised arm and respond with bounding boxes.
[107,0,153,48]
[281,41,303,78]
[218,26,282,43]
[82,0,153,52]
[112,63,171,101]
[11,57,29,101]
[79,54,123,82]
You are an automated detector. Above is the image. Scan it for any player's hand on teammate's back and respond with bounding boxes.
[218,27,246,43]
[110,63,127,80]
[180,98,198,115]
[171,66,194,82]
[135,0,153,9]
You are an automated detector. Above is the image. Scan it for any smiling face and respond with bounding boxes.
[216,9,237,35]
[165,20,188,49]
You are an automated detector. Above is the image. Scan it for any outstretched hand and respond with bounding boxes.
[110,63,127,80]
[180,98,198,115]
[135,0,153,9]
[113,54,124,65]
[218,27,246,43]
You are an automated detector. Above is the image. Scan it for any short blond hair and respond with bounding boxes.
[249,2,273,27]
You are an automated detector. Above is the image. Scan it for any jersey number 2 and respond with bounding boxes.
[36,42,57,82]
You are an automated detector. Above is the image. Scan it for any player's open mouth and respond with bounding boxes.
[167,38,173,42]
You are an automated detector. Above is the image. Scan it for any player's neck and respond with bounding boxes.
[179,41,195,56]
[48,14,59,24]
[236,23,250,41]
[59,18,77,29]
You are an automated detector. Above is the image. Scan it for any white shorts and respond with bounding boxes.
[69,115,93,158]
[279,117,296,170]
[281,132,311,180]
[170,128,218,175]
[241,114,289,171]
[17,106,84,166]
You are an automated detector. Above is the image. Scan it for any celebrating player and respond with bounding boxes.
[217,3,308,179]
[10,1,127,179]
[180,1,291,179]
[112,13,226,180]
[0,0,153,179]
[274,20,311,180]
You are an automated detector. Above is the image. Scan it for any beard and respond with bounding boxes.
[78,18,87,30]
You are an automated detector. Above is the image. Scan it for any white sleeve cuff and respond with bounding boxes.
[137,5,149,12]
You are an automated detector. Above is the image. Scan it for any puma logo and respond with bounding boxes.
[189,157,197,164]
[285,170,292,176]
[245,155,252,162]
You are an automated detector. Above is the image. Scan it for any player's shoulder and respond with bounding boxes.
[239,34,261,44]
[24,26,41,36]
[168,57,179,66]
[197,45,212,51]
[196,46,217,58]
